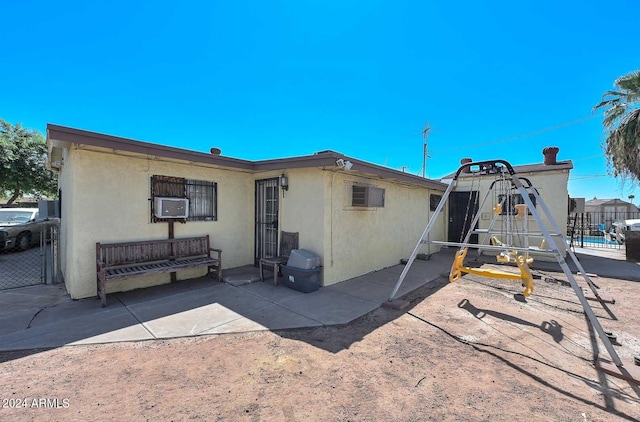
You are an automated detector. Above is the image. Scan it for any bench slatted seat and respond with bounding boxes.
[96,235,222,307]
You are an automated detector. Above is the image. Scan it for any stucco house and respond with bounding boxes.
[46,124,448,300]
[441,147,573,260]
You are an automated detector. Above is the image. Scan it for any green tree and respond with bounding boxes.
[0,119,57,205]
[593,70,640,183]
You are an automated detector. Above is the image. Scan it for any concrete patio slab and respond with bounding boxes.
[138,302,249,338]
[214,302,323,332]
[0,305,145,351]
[0,284,71,312]
[360,267,439,299]
[325,277,392,303]
[199,315,268,334]
[27,295,124,328]
[115,277,224,306]
[278,288,381,326]
[126,283,276,338]
[223,265,263,286]
[237,280,304,303]
[69,324,156,345]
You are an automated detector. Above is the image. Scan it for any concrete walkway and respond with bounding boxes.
[1,247,638,352]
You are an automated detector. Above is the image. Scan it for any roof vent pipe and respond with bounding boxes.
[543,147,559,165]
[210,147,222,156]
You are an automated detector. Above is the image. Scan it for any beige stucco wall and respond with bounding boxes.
[59,146,253,299]
[453,168,570,260]
[321,170,446,285]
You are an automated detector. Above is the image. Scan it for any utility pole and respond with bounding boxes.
[422,122,430,178]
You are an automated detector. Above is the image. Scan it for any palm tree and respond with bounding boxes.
[593,70,640,182]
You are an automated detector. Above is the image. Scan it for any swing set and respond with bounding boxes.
[447,168,540,296]
[386,159,639,385]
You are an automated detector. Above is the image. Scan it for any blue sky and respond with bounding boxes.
[2,1,639,201]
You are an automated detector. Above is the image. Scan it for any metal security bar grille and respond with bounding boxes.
[151,175,217,222]
[186,180,217,222]
[255,178,279,265]
[0,223,60,290]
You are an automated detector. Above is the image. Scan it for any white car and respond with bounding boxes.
[607,219,640,245]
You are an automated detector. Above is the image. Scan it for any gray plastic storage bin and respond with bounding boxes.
[287,249,321,269]
[281,265,321,293]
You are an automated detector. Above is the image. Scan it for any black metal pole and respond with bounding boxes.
[580,212,584,248]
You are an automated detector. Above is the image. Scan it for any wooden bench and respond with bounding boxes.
[96,235,222,307]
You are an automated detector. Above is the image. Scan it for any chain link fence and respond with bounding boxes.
[0,223,59,290]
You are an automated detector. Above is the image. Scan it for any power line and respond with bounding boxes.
[569,174,610,180]
[430,114,603,153]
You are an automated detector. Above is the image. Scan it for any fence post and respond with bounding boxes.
[40,229,47,284]
[580,212,584,248]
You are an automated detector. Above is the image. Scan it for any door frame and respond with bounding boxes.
[448,191,479,244]
[254,178,280,266]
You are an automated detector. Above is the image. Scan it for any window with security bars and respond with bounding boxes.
[497,193,536,215]
[151,175,217,222]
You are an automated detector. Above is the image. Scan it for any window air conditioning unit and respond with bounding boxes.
[154,197,189,219]
[352,185,385,207]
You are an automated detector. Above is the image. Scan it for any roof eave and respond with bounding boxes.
[46,125,448,190]
[46,124,254,170]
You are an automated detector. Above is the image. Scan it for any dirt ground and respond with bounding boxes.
[1,268,640,421]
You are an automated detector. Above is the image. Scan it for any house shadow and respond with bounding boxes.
[275,275,452,354]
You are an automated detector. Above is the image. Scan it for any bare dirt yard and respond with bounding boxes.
[1,269,640,421]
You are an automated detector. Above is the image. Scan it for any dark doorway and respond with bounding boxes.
[448,191,479,244]
[255,178,280,266]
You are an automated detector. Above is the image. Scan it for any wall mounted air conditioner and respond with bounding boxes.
[154,197,189,219]
[352,185,385,207]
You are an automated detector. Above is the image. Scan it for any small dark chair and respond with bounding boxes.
[259,231,299,285]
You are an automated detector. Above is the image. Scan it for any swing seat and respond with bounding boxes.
[497,251,515,263]
[492,237,534,265]
[490,236,505,247]
[449,248,535,296]
[496,251,533,265]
